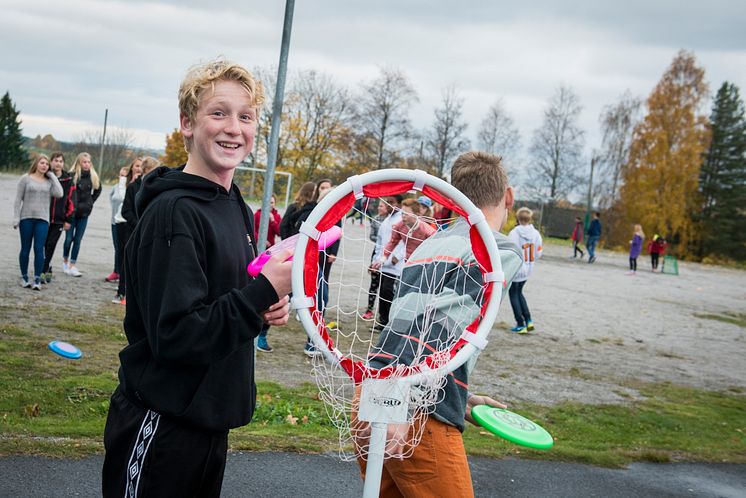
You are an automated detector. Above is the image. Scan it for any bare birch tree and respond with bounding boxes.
[358,66,418,170]
[596,91,642,208]
[528,85,585,200]
[426,84,470,178]
[477,99,520,172]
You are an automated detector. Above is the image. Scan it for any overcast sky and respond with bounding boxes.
[3,0,746,172]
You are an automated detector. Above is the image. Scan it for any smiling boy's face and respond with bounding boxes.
[180,80,257,182]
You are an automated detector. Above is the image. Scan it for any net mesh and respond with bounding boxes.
[302,194,491,462]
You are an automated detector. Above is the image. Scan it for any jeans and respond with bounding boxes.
[18,218,49,281]
[586,235,600,260]
[508,280,531,327]
[629,257,637,271]
[63,216,89,263]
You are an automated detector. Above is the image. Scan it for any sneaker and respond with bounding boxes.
[511,325,527,334]
[112,294,124,304]
[257,340,273,353]
[32,282,42,291]
[68,267,82,277]
[39,273,47,284]
[105,272,119,283]
[44,272,52,284]
[361,310,374,320]
[20,277,31,289]
[526,321,535,332]
[62,262,70,274]
[304,342,322,357]
[589,256,596,264]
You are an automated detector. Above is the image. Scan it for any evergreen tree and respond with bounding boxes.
[699,82,746,260]
[0,91,27,170]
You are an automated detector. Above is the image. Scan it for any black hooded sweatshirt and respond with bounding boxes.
[72,169,102,218]
[116,166,278,431]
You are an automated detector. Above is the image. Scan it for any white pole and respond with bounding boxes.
[362,422,387,498]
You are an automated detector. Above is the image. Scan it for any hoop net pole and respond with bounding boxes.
[289,168,505,498]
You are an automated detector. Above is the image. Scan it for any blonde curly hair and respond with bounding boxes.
[178,58,265,151]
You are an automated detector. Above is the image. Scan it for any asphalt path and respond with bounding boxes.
[1,452,745,497]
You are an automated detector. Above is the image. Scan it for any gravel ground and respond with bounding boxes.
[2,172,745,406]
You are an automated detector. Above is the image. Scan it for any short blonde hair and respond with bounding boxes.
[450,151,507,208]
[140,156,161,176]
[179,59,265,151]
[516,207,533,224]
[400,198,419,212]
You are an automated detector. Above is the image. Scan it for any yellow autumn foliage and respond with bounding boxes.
[618,51,711,257]
[160,128,189,167]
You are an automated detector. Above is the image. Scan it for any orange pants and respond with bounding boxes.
[356,416,474,498]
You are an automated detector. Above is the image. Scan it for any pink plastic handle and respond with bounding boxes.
[247,225,342,277]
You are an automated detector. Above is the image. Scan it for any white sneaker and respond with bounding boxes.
[31,283,42,291]
[68,267,82,277]
[20,278,31,288]
[62,262,70,274]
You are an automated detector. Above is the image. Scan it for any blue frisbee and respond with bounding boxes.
[48,340,82,360]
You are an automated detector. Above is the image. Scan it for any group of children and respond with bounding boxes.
[13,152,102,288]
[569,214,669,274]
[13,147,163,304]
[10,58,550,496]
[627,225,668,275]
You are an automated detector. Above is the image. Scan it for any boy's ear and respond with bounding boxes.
[180,113,194,139]
[504,186,515,210]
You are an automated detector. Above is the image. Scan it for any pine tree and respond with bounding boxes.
[618,51,710,258]
[0,91,27,170]
[699,82,746,260]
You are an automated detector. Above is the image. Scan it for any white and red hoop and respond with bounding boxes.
[290,168,505,386]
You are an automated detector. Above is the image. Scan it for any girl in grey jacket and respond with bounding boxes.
[13,154,63,290]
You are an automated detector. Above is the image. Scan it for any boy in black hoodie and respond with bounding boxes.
[102,59,293,498]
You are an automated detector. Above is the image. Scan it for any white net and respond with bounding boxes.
[302,193,492,463]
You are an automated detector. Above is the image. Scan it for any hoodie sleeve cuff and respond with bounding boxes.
[240,273,280,314]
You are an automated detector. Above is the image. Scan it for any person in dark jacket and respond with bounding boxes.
[62,152,102,277]
[101,59,292,498]
[585,211,602,264]
[112,157,159,304]
[294,179,342,357]
[278,181,315,240]
[41,152,75,283]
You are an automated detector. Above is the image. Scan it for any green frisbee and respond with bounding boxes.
[471,406,554,450]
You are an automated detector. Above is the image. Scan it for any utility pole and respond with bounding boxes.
[99,109,108,177]
[584,154,598,229]
[257,0,295,252]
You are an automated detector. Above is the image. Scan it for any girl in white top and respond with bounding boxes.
[13,154,63,290]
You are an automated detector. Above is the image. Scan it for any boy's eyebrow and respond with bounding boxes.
[203,99,258,111]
